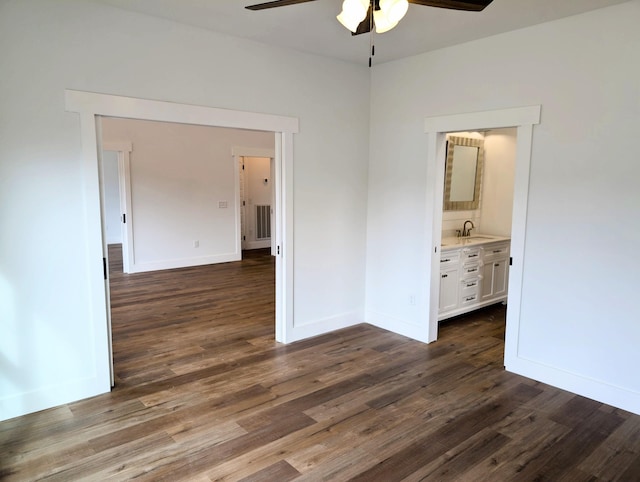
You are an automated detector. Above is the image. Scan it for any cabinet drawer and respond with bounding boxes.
[483,243,510,262]
[461,263,481,279]
[460,277,481,298]
[440,251,460,268]
[461,247,481,262]
[460,292,479,307]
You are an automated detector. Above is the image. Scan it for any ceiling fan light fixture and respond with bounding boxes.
[337,0,369,32]
[373,9,398,33]
[336,11,361,32]
[379,0,409,23]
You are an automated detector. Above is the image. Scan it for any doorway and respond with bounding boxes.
[99,118,278,387]
[233,148,276,256]
[424,106,541,370]
[102,142,133,273]
[438,128,517,320]
[65,90,298,395]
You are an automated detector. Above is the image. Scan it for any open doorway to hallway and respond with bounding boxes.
[100,117,276,387]
[66,89,298,396]
[237,154,275,256]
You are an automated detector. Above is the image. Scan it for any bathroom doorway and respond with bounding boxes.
[424,106,541,370]
[438,128,517,325]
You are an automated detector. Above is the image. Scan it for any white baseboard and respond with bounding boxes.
[0,376,109,422]
[130,253,241,273]
[285,310,363,343]
[365,309,430,343]
[244,240,271,250]
[506,355,640,416]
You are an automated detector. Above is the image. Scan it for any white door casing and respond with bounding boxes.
[66,90,298,397]
[423,106,541,372]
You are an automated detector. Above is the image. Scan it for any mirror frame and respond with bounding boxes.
[444,135,484,211]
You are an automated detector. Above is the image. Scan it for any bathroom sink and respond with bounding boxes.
[466,235,496,241]
[441,234,507,248]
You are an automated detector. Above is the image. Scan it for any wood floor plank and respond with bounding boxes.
[236,459,301,482]
[2,245,640,480]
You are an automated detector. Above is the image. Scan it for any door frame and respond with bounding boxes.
[66,90,298,393]
[102,141,133,273]
[424,106,540,369]
[232,148,276,253]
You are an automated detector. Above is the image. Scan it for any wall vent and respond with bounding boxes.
[256,205,271,240]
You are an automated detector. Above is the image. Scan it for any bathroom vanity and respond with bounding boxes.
[439,235,510,321]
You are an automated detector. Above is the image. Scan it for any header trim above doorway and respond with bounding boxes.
[65,90,299,134]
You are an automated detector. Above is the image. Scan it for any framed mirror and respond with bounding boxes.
[443,135,484,211]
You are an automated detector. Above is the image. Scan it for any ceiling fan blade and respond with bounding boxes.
[352,7,373,36]
[408,0,493,12]
[245,0,317,11]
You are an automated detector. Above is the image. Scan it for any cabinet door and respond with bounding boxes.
[439,266,459,313]
[492,258,509,299]
[481,262,494,301]
[481,258,509,302]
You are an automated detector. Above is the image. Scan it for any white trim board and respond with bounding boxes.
[65,90,299,408]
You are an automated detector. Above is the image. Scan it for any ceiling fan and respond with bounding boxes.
[245,0,494,36]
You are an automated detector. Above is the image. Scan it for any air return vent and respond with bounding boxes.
[256,205,271,240]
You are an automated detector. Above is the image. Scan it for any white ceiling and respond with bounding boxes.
[95,0,629,65]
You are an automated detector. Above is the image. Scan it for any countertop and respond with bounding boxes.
[440,234,511,251]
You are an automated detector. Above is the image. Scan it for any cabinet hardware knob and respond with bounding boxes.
[494,263,499,267]
[442,274,447,278]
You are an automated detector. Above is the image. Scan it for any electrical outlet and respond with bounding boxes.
[218,201,228,209]
[409,294,417,306]
[193,240,199,248]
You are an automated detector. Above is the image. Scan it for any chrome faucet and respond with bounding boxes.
[462,220,475,237]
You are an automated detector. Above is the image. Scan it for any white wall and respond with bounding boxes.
[481,128,516,237]
[366,1,640,414]
[102,150,122,244]
[102,119,274,271]
[0,0,369,421]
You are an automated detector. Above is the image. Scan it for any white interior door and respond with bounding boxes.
[270,157,276,256]
[239,156,247,250]
[103,142,133,273]
[96,120,115,387]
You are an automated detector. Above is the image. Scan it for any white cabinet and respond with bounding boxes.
[438,239,510,321]
[439,250,460,313]
[439,265,459,313]
[481,258,509,302]
[480,243,509,303]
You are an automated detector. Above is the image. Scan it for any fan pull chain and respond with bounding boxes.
[369,1,375,67]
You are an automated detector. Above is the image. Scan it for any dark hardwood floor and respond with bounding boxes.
[2,246,639,480]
